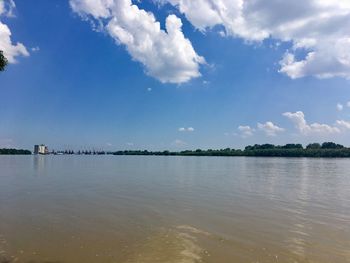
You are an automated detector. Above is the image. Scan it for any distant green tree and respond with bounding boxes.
[0,148,31,155]
[111,141,350,158]
[306,143,321,149]
[0,50,8,71]
[282,144,303,149]
[321,142,344,149]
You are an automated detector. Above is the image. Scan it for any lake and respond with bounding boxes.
[0,155,349,263]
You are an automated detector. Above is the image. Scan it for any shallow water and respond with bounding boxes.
[0,155,350,263]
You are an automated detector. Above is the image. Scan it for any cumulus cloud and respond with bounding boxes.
[178,127,194,132]
[161,0,350,79]
[31,46,40,52]
[257,121,284,136]
[283,111,340,135]
[70,0,114,18]
[238,125,254,138]
[337,103,344,111]
[336,120,350,130]
[70,0,205,84]
[0,0,29,63]
[0,2,4,14]
[0,0,15,17]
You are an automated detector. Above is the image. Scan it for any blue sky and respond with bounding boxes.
[1,0,350,151]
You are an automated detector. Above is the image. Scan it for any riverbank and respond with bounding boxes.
[3,142,350,158]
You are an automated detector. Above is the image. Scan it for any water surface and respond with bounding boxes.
[0,156,350,262]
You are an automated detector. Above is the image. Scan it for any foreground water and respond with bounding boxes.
[0,156,350,263]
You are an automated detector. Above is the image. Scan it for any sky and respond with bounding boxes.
[1,0,350,151]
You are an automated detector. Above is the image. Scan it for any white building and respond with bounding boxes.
[34,144,48,155]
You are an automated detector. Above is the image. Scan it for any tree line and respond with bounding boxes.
[2,142,350,157]
[0,148,31,155]
[113,142,350,158]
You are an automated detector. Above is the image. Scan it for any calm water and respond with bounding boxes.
[0,156,350,263]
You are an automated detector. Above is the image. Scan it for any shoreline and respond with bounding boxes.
[3,142,350,158]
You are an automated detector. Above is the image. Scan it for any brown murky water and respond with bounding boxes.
[0,155,350,263]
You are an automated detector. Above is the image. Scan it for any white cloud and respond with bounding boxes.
[0,0,29,63]
[161,0,350,79]
[0,2,4,14]
[178,127,194,132]
[257,121,284,136]
[347,101,350,108]
[337,103,344,111]
[70,0,114,18]
[0,0,15,17]
[283,111,340,135]
[31,46,40,52]
[70,0,205,84]
[336,120,350,129]
[238,125,254,138]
